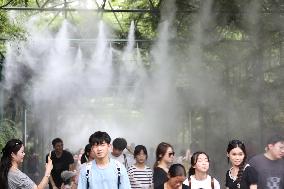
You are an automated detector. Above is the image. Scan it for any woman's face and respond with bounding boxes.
[135,150,147,164]
[194,153,209,173]
[12,145,25,164]
[168,175,186,189]
[162,147,175,164]
[89,148,96,161]
[227,147,245,167]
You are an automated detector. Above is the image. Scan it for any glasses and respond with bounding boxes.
[168,152,175,157]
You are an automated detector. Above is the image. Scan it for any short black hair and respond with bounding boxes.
[52,138,63,147]
[89,131,111,146]
[266,135,284,146]
[112,138,127,151]
[134,145,148,158]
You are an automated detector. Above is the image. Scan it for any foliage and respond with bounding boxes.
[108,0,160,39]
[0,119,20,151]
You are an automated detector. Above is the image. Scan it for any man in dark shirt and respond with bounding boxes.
[46,138,74,189]
[249,135,284,189]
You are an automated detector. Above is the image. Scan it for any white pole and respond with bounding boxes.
[24,108,27,145]
[189,111,192,145]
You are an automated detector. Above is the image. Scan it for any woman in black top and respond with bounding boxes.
[155,164,189,189]
[226,140,258,189]
[153,142,175,188]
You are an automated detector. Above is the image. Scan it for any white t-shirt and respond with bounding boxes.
[109,152,134,169]
[183,175,220,189]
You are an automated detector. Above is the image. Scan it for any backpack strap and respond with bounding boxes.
[211,176,214,189]
[114,160,121,189]
[123,153,128,168]
[86,161,92,189]
[188,176,191,189]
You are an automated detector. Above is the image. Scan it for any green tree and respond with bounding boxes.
[0,119,19,150]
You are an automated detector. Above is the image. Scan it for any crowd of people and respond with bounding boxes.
[0,132,283,189]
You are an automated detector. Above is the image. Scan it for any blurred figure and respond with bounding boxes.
[73,154,81,172]
[27,148,40,183]
[153,142,175,188]
[77,148,84,165]
[249,135,284,189]
[226,140,257,189]
[175,149,190,172]
[0,139,53,189]
[46,138,74,189]
[80,144,95,164]
[128,145,153,189]
[147,147,155,169]
[61,170,77,189]
[184,151,220,189]
[155,163,188,189]
[110,137,134,169]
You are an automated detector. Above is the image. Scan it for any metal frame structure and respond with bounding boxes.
[0,0,171,43]
[1,0,283,43]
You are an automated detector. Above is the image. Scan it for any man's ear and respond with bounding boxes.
[267,144,273,150]
[227,153,229,158]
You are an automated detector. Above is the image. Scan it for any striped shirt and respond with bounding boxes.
[128,165,153,189]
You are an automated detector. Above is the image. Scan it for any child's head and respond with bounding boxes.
[134,145,148,164]
[188,151,210,176]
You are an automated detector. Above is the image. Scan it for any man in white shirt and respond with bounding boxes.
[110,138,134,169]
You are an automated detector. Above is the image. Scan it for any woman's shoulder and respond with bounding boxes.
[8,169,24,178]
[244,164,257,175]
[8,169,35,188]
[154,166,166,172]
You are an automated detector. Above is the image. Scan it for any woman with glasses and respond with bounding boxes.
[0,139,53,189]
[184,151,220,189]
[155,163,189,189]
[226,140,257,189]
[153,142,175,188]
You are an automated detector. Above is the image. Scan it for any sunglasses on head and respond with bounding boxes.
[14,142,21,148]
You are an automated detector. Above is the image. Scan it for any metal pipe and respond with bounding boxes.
[0,7,161,13]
